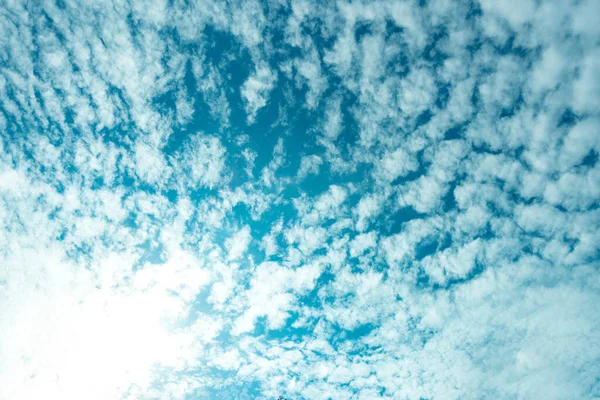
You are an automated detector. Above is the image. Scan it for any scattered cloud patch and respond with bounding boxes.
[1,0,599,399]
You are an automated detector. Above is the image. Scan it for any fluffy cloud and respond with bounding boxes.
[1,0,599,399]
[241,64,277,123]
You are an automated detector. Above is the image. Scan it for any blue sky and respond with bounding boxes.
[0,0,599,399]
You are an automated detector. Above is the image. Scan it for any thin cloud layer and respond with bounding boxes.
[1,0,599,399]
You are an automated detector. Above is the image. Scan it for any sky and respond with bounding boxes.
[0,0,599,399]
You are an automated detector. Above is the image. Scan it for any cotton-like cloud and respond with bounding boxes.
[1,0,599,398]
[241,64,277,123]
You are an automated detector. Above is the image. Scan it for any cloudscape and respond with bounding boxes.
[1,0,599,399]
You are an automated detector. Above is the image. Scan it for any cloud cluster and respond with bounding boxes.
[1,0,599,399]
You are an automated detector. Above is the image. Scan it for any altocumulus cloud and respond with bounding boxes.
[0,0,599,399]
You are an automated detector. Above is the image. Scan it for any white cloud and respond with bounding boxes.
[2,0,600,398]
[241,64,277,123]
[349,231,377,258]
[375,147,419,182]
[422,239,482,285]
[232,262,322,335]
[572,49,600,114]
[479,0,536,29]
[355,193,383,232]
[226,225,252,261]
[134,141,169,184]
[558,118,600,171]
[285,224,327,256]
[303,185,348,224]
[297,154,323,179]
[294,49,328,109]
[528,46,566,95]
[398,68,436,117]
[178,133,228,189]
